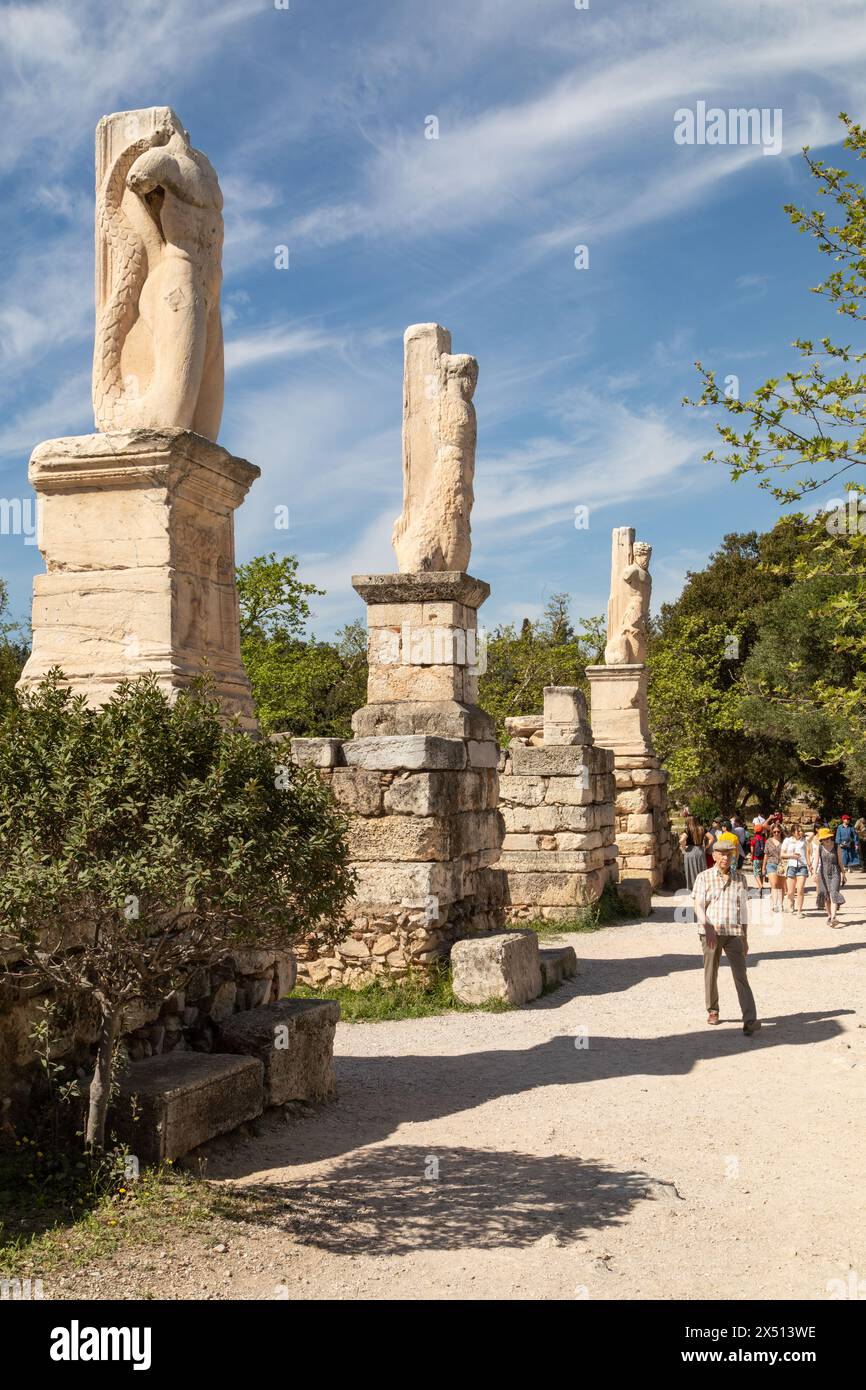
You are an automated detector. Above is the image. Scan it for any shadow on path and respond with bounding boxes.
[219,1144,652,1256]
[209,1009,849,1177]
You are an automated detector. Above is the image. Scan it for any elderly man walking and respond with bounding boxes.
[692,831,761,1037]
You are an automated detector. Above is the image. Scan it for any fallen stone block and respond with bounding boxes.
[288,737,344,768]
[217,999,340,1106]
[539,945,578,989]
[451,930,542,1006]
[618,877,653,916]
[113,1052,264,1164]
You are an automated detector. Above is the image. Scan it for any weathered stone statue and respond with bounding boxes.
[93,107,224,441]
[392,323,478,572]
[19,108,255,728]
[604,526,652,665]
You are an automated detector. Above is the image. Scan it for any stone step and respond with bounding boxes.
[539,945,578,989]
[113,1052,264,1164]
[216,999,339,1106]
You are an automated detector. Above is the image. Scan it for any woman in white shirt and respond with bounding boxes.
[781,821,809,917]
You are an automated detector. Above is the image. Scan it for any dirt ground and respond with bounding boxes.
[56,875,866,1301]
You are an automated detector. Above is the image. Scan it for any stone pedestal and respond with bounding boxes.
[288,571,505,988]
[497,687,618,921]
[586,664,678,889]
[17,428,259,730]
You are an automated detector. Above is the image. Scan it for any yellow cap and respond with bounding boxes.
[817,827,834,841]
[713,833,740,853]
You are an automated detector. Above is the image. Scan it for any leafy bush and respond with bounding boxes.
[0,673,354,1149]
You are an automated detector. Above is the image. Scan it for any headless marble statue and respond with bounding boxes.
[392,323,478,572]
[604,527,652,665]
[93,107,224,441]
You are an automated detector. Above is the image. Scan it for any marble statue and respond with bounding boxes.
[93,107,224,441]
[604,526,652,665]
[392,323,478,572]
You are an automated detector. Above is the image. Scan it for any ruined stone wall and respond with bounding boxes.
[287,734,505,989]
[0,945,296,1124]
[496,688,618,921]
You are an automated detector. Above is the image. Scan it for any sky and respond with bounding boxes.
[1,0,865,639]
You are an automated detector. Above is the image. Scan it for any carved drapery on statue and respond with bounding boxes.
[391,323,478,572]
[603,526,652,665]
[93,107,224,442]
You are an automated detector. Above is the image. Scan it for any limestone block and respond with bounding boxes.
[344,735,467,772]
[510,744,591,777]
[331,766,384,816]
[504,869,607,908]
[502,803,562,834]
[217,999,339,1106]
[467,740,498,768]
[585,664,653,757]
[449,810,502,855]
[504,715,543,740]
[289,738,344,768]
[114,1053,264,1164]
[500,848,605,872]
[618,878,653,916]
[352,700,494,742]
[542,779,594,807]
[384,770,452,817]
[617,789,649,814]
[451,930,542,1005]
[18,430,259,730]
[627,813,654,834]
[353,572,489,610]
[367,662,466,704]
[499,776,548,807]
[542,686,592,746]
[351,859,463,906]
[630,768,667,786]
[539,945,578,989]
[622,854,656,871]
[458,768,499,811]
[346,815,450,862]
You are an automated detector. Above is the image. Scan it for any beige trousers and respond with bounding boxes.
[700,932,757,1024]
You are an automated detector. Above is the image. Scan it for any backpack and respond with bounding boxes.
[749,832,766,862]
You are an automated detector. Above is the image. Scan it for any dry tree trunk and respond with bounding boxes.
[86,1005,121,1151]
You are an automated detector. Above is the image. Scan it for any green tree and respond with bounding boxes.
[0,674,354,1150]
[479,599,605,739]
[686,112,866,786]
[0,578,28,710]
[237,553,368,736]
[690,114,866,503]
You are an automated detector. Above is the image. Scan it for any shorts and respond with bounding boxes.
[786,864,808,879]
[765,861,779,875]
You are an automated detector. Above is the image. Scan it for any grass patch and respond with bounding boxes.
[0,1141,227,1278]
[522,883,642,937]
[291,963,513,1022]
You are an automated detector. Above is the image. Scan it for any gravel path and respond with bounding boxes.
[63,877,866,1300]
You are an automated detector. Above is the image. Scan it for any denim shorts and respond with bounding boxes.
[786,864,808,878]
[765,861,779,875]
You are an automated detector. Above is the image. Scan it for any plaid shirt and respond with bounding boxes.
[692,866,750,937]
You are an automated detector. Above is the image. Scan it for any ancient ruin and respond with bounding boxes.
[292,324,505,988]
[497,686,619,920]
[17,108,256,729]
[587,527,678,889]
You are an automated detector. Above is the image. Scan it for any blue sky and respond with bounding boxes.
[1,0,864,639]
